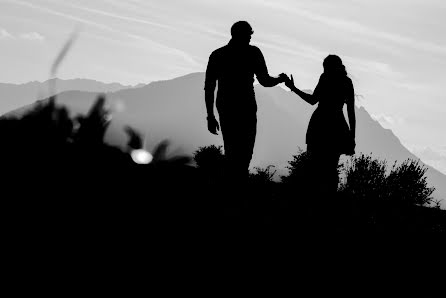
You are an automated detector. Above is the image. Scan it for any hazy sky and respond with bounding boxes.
[1,0,445,172]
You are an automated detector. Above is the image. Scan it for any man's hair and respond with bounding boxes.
[231,21,253,37]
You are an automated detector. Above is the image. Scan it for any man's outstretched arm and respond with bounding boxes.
[254,47,286,87]
[257,73,287,87]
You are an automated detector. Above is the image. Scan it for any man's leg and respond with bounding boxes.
[220,112,257,183]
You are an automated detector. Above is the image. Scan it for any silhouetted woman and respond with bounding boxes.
[285,55,356,198]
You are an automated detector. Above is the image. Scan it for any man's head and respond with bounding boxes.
[230,21,253,45]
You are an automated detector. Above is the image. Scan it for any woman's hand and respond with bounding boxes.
[285,74,295,90]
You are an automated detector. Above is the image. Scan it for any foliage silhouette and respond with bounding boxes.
[193,145,224,170]
[0,95,201,243]
[281,147,311,185]
[386,159,435,206]
[250,165,277,185]
[0,97,444,235]
[339,154,435,207]
[339,154,388,201]
[193,145,225,185]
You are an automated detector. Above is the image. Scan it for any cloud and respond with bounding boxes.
[20,32,45,41]
[0,28,14,39]
[256,33,326,61]
[406,146,446,175]
[343,56,403,80]
[7,0,198,66]
[371,113,405,127]
[412,147,446,161]
[56,2,176,31]
[0,28,45,41]
[251,0,446,57]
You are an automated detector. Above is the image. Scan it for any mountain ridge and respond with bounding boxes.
[0,77,146,116]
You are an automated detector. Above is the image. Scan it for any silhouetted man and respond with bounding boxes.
[204,21,287,182]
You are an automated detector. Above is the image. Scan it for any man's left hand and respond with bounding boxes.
[207,116,220,135]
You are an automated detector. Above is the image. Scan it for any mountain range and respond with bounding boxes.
[1,72,445,208]
[0,78,144,116]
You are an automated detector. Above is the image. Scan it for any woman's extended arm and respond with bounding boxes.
[285,74,319,105]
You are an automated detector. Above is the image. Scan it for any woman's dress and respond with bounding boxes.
[306,73,354,155]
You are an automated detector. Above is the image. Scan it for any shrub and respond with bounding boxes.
[193,145,224,169]
[249,165,277,185]
[339,154,388,201]
[193,145,225,183]
[339,154,435,207]
[280,147,311,185]
[386,159,435,206]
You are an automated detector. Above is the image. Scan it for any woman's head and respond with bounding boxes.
[323,55,347,76]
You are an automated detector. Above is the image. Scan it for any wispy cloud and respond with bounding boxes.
[0,27,45,41]
[20,32,45,41]
[51,1,176,31]
[394,82,429,92]
[343,56,403,80]
[371,113,405,128]
[6,0,199,66]
[410,146,446,175]
[6,0,128,36]
[412,147,446,161]
[0,28,14,39]
[256,33,326,61]
[252,0,446,56]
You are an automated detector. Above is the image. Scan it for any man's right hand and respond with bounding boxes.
[207,116,220,135]
[278,73,288,83]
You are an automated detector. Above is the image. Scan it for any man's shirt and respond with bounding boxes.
[204,42,269,106]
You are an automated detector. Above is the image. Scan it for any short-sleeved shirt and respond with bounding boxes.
[204,42,269,112]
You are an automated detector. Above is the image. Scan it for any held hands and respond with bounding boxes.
[284,74,295,90]
[278,73,296,90]
[278,73,288,83]
[207,115,220,135]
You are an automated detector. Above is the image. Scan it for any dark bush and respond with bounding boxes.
[250,165,277,185]
[386,159,435,206]
[339,154,435,207]
[280,147,311,185]
[193,145,225,184]
[339,154,388,201]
